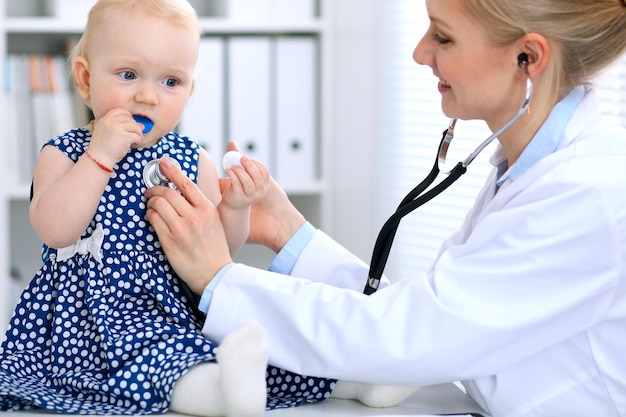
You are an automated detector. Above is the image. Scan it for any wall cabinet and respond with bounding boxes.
[0,0,334,333]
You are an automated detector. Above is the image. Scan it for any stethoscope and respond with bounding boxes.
[363,54,533,295]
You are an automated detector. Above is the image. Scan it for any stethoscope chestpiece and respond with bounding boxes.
[142,156,181,189]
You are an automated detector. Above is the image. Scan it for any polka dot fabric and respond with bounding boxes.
[266,367,335,409]
[0,129,335,413]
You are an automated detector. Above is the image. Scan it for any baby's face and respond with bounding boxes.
[85,9,199,147]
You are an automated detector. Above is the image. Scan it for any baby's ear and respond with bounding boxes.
[190,78,195,97]
[72,56,91,101]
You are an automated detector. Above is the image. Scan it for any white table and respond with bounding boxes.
[270,383,489,416]
[0,383,490,417]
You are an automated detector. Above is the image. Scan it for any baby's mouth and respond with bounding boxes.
[133,115,153,134]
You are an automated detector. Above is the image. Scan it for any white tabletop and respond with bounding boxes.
[0,383,490,417]
[269,383,489,416]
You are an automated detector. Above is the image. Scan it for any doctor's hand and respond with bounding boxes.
[246,177,306,253]
[145,158,232,294]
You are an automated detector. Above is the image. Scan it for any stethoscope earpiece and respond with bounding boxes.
[518,53,529,69]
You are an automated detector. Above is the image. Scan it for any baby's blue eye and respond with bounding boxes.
[164,78,178,87]
[119,71,137,80]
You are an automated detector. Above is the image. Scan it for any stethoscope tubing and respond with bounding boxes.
[364,73,533,295]
[462,75,533,169]
[364,134,466,295]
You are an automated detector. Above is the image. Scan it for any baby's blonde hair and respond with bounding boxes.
[68,0,200,71]
[466,0,626,101]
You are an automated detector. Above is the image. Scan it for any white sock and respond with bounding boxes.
[330,380,420,408]
[170,321,268,416]
[217,321,268,416]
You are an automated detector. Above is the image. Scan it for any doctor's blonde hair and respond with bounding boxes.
[466,0,626,102]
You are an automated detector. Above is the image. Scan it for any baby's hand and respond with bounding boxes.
[221,153,270,210]
[87,109,144,168]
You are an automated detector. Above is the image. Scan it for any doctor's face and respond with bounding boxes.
[413,0,522,129]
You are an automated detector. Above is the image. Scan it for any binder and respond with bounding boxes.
[4,56,20,185]
[51,55,77,136]
[271,0,315,21]
[228,0,270,21]
[227,37,273,170]
[181,37,226,175]
[12,55,34,184]
[29,55,52,168]
[6,54,80,186]
[44,0,97,19]
[274,37,317,186]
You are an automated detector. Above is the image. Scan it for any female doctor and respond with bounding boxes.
[145,0,626,416]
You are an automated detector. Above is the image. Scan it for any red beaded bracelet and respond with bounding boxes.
[84,150,113,173]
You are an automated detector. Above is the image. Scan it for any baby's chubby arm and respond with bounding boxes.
[218,148,270,254]
[29,109,143,248]
[195,145,269,255]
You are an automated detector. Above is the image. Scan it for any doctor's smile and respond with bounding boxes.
[438,79,452,92]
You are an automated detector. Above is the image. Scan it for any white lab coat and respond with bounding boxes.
[203,88,626,417]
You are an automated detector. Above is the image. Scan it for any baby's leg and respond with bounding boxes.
[330,380,420,408]
[170,322,268,417]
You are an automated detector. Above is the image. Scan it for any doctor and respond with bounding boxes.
[145,0,626,416]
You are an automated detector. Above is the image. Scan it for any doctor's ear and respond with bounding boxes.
[517,33,550,78]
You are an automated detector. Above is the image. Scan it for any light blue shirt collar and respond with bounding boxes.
[494,85,585,187]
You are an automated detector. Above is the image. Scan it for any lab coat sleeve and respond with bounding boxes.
[289,229,391,291]
[201,170,621,386]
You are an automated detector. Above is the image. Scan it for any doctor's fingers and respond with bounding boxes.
[145,190,182,242]
[146,186,217,232]
[155,156,212,208]
[146,199,225,294]
[145,204,175,249]
[146,190,221,250]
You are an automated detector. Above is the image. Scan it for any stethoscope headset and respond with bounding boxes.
[363,53,533,295]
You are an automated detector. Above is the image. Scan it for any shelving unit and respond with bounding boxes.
[0,0,334,334]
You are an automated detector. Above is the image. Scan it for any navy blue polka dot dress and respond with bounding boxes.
[0,128,335,414]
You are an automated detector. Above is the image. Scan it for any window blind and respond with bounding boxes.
[378,2,626,282]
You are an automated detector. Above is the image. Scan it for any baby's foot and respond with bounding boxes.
[331,380,420,408]
[216,321,269,417]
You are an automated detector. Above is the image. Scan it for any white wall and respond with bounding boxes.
[328,0,382,262]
